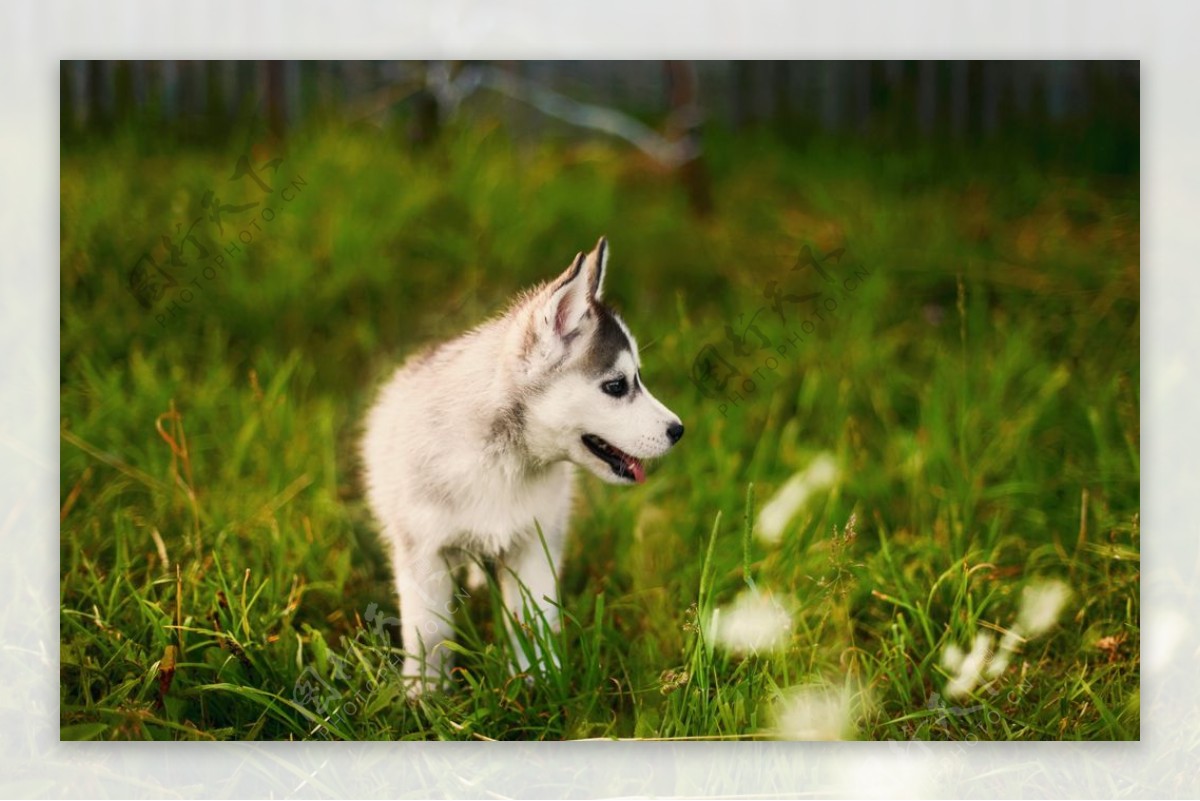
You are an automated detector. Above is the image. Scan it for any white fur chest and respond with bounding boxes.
[441,461,575,556]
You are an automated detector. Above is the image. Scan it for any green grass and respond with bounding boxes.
[60,117,1139,740]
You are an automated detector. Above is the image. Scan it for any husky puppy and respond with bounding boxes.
[360,237,684,694]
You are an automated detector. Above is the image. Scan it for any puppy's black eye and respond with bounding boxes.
[601,377,628,398]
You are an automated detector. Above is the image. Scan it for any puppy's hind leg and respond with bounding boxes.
[389,531,456,698]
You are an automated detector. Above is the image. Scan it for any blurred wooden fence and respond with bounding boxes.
[61,60,1137,142]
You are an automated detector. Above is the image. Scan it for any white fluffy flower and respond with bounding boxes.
[708,590,794,655]
[945,632,993,699]
[1016,579,1071,638]
[985,628,1023,679]
[771,683,861,741]
[755,453,840,544]
[940,642,965,673]
[943,579,1074,695]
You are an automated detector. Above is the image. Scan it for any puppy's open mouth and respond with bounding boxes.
[581,434,645,484]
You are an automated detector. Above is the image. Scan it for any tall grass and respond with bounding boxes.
[60,117,1139,740]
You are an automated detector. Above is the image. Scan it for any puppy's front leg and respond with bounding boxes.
[393,545,455,697]
[500,532,565,675]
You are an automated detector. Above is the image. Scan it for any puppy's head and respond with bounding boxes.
[518,237,684,484]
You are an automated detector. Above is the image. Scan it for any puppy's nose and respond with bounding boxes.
[666,422,685,444]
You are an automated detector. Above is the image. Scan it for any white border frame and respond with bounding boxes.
[5,1,1192,796]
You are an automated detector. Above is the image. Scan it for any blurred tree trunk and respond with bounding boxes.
[731,61,753,129]
[113,60,134,123]
[408,61,445,149]
[87,60,106,130]
[60,62,77,134]
[664,60,713,217]
[950,60,968,140]
[266,60,286,138]
[773,61,792,125]
[917,60,937,136]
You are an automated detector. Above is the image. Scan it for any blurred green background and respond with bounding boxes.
[60,61,1139,741]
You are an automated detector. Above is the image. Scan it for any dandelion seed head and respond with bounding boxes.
[983,627,1024,679]
[771,684,857,741]
[709,590,794,655]
[755,452,840,544]
[806,452,839,486]
[945,631,993,700]
[984,647,1012,680]
[940,642,965,673]
[1016,579,1071,638]
[942,580,1072,698]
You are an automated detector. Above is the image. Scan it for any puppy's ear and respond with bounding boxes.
[523,243,606,373]
[544,251,590,339]
[583,236,608,301]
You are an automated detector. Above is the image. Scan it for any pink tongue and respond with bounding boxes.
[627,456,646,484]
